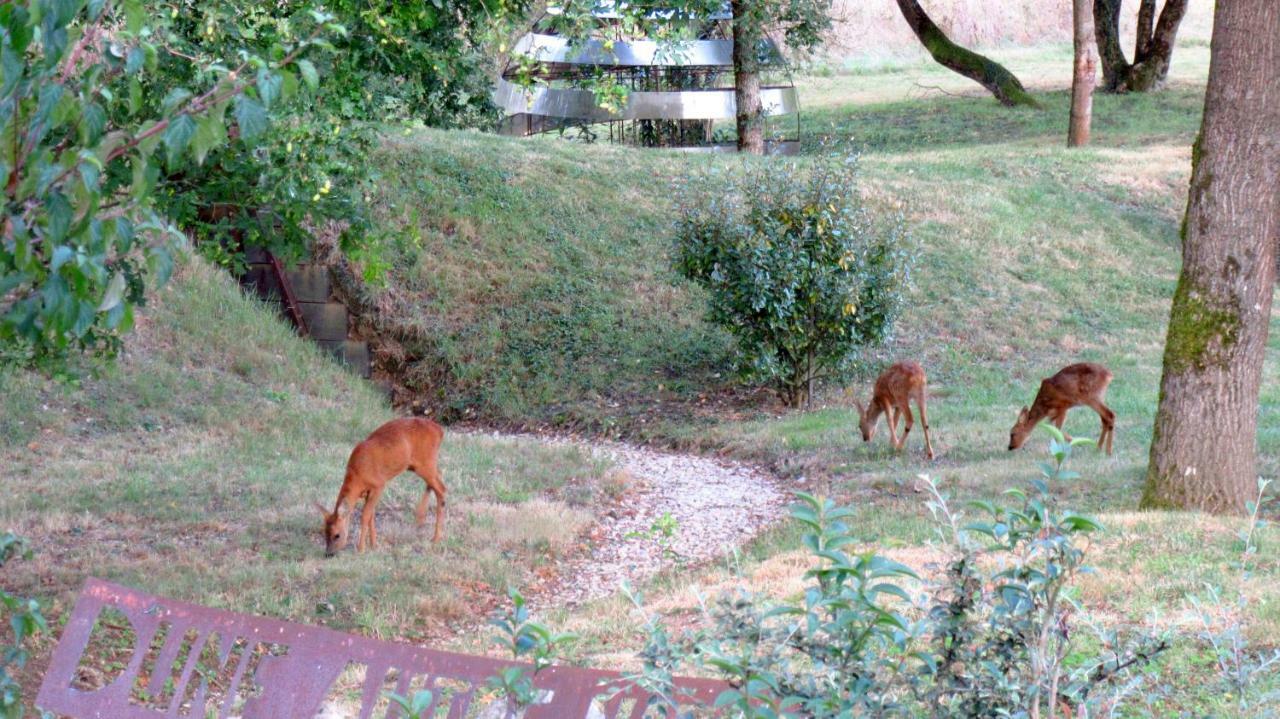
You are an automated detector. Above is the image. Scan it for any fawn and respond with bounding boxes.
[854,361,936,460]
[316,417,446,557]
[1008,362,1115,455]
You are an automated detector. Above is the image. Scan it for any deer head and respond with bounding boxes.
[316,502,351,557]
[853,399,876,442]
[1008,406,1034,451]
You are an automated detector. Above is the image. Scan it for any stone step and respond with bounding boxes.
[295,301,348,342]
[241,263,331,303]
[316,340,371,378]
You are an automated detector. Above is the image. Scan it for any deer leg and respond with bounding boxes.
[414,471,432,527]
[1051,410,1072,441]
[916,391,936,460]
[884,402,900,449]
[361,487,385,551]
[1086,400,1116,456]
[899,403,914,453]
[423,468,446,543]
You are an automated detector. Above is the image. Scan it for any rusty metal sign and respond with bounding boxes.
[37,578,725,718]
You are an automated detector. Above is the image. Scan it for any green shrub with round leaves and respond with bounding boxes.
[674,153,913,407]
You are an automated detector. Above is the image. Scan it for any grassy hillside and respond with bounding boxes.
[360,131,736,430]
[354,60,1280,715]
[0,258,622,691]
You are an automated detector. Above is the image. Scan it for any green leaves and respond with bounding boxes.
[163,113,196,166]
[296,58,319,90]
[674,152,912,407]
[1,0,334,366]
[385,689,434,718]
[0,534,46,719]
[233,94,269,141]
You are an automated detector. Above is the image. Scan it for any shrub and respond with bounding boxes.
[1,534,46,719]
[620,426,1167,717]
[673,153,912,407]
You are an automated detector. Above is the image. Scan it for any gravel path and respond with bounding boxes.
[463,431,790,607]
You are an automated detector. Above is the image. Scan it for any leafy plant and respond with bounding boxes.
[626,511,684,563]
[1186,478,1280,712]
[1,534,47,719]
[485,587,576,718]
[673,152,912,407]
[0,0,338,365]
[615,425,1165,717]
[386,689,435,719]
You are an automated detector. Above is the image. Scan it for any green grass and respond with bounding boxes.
[1,258,619,693]
[361,132,735,430]
[349,54,1278,714]
[8,39,1280,716]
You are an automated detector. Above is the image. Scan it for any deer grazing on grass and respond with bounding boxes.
[1008,362,1115,455]
[316,417,446,557]
[854,361,936,460]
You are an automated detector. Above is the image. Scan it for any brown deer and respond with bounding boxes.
[1008,362,1115,455]
[315,417,446,557]
[854,361,936,460]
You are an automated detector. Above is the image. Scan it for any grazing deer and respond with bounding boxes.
[316,417,446,557]
[854,361,935,460]
[1008,362,1115,455]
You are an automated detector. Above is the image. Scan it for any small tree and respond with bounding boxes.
[674,154,912,408]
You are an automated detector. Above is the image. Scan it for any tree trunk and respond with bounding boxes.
[1093,0,1129,91]
[731,0,764,155]
[1068,0,1097,147]
[1126,0,1189,91]
[893,0,1038,107]
[1141,0,1280,514]
[1093,0,1188,92]
[1134,0,1156,58]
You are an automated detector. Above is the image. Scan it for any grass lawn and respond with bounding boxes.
[5,37,1278,718]
[0,260,622,693]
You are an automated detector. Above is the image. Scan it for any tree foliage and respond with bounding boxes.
[150,0,526,275]
[674,154,912,407]
[0,0,339,365]
[2,0,526,366]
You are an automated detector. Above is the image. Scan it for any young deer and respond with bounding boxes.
[1008,362,1115,455]
[854,361,935,460]
[316,417,446,557]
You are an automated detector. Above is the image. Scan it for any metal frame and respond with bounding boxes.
[37,579,726,719]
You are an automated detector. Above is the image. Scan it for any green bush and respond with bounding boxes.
[673,153,912,407]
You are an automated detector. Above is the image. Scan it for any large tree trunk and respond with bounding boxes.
[1093,0,1129,91]
[1141,0,1280,514]
[1068,0,1097,147]
[1093,0,1189,92]
[731,0,764,155]
[893,0,1038,107]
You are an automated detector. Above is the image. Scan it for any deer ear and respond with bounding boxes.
[852,398,864,414]
[314,502,330,518]
[1018,406,1030,420]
